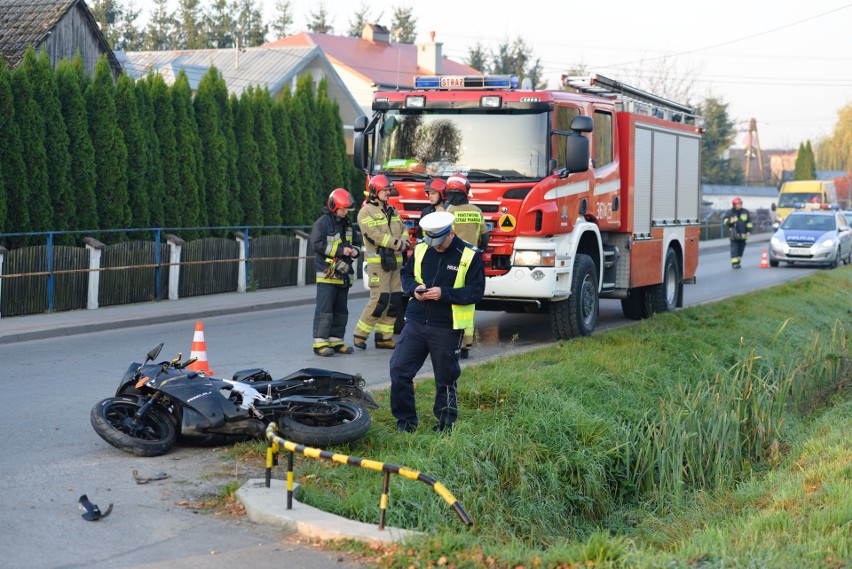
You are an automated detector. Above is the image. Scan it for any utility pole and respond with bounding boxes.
[744,118,765,185]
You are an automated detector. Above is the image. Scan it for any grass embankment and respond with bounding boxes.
[262,268,852,567]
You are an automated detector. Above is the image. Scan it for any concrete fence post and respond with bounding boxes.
[166,234,184,301]
[235,232,247,293]
[295,230,309,287]
[0,246,7,319]
[83,238,106,310]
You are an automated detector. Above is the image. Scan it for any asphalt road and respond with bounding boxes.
[0,239,831,569]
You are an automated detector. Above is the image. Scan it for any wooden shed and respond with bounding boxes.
[0,0,121,79]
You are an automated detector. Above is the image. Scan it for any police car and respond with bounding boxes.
[768,207,852,268]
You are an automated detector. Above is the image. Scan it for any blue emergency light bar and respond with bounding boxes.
[414,75,519,90]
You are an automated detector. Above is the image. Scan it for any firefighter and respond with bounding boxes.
[443,174,489,358]
[415,177,448,238]
[353,175,409,350]
[389,211,485,433]
[310,188,360,356]
[723,196,753,269]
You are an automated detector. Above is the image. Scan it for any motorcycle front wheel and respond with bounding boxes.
[279,401,371,447]
[91,396,177,457]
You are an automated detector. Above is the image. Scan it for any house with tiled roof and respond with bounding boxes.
[263,24,481,117]
[0,0,121,79]
[118,45,361,151]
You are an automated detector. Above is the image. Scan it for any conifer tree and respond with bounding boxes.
[0,62,28,238]
[12,53,52,234]
[134,76,165,228]
[216,86,241,227]
[227,94,244,224]
[55,57,98,232]
[234,89,263,227]
[793,140,817,180]
[194,67,229,231]
[116,74,150,231]
[86,56,130,238]
[316,80,346,195]
[293,75,323,222]
[252,87,282,229]
[171,71,203,236]
[272,92,301,226]
[149,73,179,223]
[26,50,73,240]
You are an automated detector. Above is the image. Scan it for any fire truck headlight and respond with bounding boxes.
[513,250,555,267]
[405,96,426,108]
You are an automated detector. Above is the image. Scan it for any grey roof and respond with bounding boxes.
[0,0,118,73]
[703,184,779,197]
[120,46,334,97]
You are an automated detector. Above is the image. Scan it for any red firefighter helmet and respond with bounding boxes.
[367,174,394,200]
[327,188,355,212]
[424,177,447,200]
[445,174,471,195]
[732,196,743,206]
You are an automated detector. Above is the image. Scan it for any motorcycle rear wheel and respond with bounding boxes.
[91,396,177,457]
[279,401,371,447]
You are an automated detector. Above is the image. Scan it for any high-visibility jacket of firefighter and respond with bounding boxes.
[357,200,407,266]
[722,207,754,240]
[447,203,487,248]
[311,208,359,286]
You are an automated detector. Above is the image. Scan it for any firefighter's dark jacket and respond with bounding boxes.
[400,236,485,329]
[310,208,361,283]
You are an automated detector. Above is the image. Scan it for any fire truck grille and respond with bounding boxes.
[490,255,512,271]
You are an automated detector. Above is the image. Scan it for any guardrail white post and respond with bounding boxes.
[83,237,106,310]
[295,230,308,287]
[165,234,184,301]
[0,246,7,319]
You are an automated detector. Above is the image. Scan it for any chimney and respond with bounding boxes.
[416,31,442,74]
[362,22,391,44]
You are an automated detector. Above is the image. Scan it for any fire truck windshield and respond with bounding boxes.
[372,110,549,180]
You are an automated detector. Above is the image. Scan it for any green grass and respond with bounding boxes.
[261,267,852,568]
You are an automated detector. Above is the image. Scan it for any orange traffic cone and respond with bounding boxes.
[759,249,770,269]
[188,321,214,375]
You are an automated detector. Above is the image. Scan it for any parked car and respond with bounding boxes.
[768,209,852,268]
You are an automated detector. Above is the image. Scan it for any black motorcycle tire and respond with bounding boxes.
[91,396,177,457]
[279,401,371,447]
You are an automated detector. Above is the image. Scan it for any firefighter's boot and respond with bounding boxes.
[353,335,368,350]
[375,338,396,350]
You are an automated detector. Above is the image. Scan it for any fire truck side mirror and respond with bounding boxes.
[564,134,590,175]
[569,115,593,133]
[354,115,368,133]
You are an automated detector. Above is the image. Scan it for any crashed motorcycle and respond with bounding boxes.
[91,343,378,457]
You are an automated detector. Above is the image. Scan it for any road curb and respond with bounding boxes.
[237,479,419,543]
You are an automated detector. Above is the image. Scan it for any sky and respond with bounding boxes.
[148,1,852,151]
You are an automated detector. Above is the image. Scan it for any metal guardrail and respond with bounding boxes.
[264,423,474,530]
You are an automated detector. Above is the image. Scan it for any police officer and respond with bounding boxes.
[444,174,489,358]
[389,211,485,433]
[310,188,360,356]
[354,175,408,350]
[723,197,754,269]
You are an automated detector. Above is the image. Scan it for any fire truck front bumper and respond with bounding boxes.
[484,266,572,301]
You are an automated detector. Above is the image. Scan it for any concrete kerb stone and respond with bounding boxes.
[237,478,420,543]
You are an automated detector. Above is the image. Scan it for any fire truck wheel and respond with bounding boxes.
[550,253,598,340]
[649,248,680,313]
[620,287,652,320]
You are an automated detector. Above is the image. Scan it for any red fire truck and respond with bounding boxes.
[353,73,703,340]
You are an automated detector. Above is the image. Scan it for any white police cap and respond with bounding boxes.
[420,211,455,247]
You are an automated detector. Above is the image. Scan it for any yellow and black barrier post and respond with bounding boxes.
[265,423,473,529]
